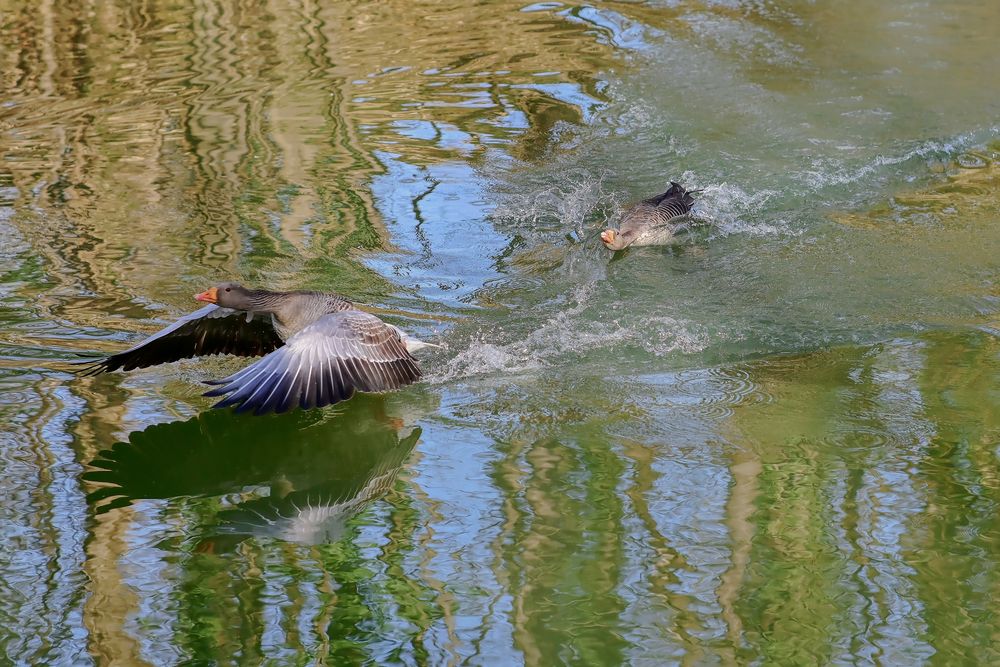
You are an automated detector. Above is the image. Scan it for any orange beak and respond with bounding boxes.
[600,229,616,246]
[194,287,218,303]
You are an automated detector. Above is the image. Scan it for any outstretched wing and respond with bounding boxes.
[203,311,421,415]
[79,304,283,375]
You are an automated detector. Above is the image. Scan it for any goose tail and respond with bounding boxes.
[657,181,698,202]
[389,325,443,353]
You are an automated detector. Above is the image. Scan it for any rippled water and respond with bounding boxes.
[2,1,1000,664]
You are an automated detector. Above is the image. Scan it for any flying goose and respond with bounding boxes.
[81,283,436,415]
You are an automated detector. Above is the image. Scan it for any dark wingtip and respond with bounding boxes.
[209,393,248,411]
[72,358,110,377]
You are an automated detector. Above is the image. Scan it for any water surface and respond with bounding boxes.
[1,0,999,664]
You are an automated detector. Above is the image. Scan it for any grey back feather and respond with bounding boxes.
[618,182,696,234]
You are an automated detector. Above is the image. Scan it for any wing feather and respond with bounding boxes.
[204,311,422,415]
[301,351,317,410]
[79,304,282,375]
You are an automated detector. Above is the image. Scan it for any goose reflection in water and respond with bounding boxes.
[207,450,414,548]
[85,394,425,549]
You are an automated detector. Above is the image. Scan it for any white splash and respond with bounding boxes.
[429,284,710,383]
[678,174,793,237]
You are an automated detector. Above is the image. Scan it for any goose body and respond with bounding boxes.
[81,283,434,415]
[600,182,697,250]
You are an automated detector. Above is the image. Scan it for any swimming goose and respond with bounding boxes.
[81,283,436,415]
[600,182,697,250]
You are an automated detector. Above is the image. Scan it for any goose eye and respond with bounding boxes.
[225,288,231,292]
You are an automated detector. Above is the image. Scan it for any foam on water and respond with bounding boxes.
[432,339,547,383]
[795,127,1000,191]
[491,167,615,237]
[431,160,804,385]
[493,164,795,246]
[430,283,709,383]
[679,176,793,238]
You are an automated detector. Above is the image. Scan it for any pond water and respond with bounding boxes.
[2,1,1000,664]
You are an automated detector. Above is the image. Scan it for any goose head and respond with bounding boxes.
[600,228,634,251]
[195,282,259,310]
